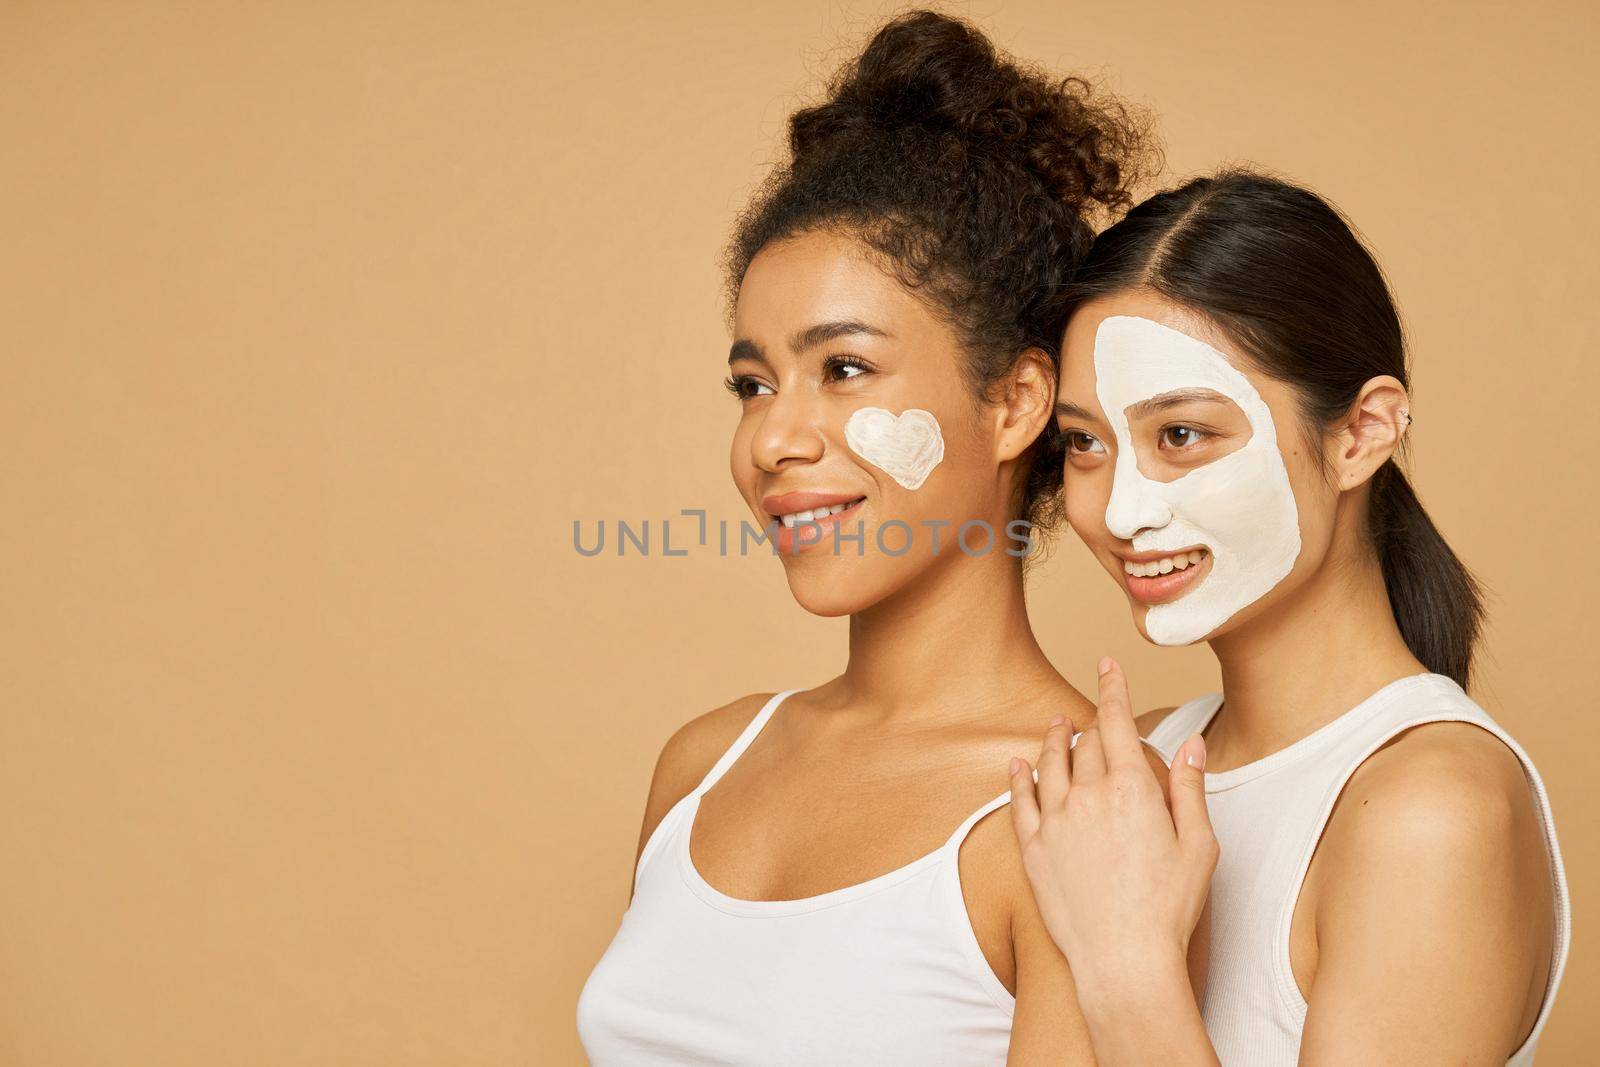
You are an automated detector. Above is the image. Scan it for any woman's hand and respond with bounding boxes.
[1008,657,1219,1066]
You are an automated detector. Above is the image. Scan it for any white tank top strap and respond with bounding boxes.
[1137,733,1174,764]
[688,688,803,799]
[943,785,1017,852]
[1144,693,1224,759]
[940,728,1168,856]
[632,689,802,890]
[932,780,1029,1020]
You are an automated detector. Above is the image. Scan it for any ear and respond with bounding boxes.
[1328,375,1409,489]
[994,347,1057,462]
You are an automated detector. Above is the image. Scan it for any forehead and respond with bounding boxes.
[733,231,925,340]
[1094,316,1257,407]
[1060,292,1258,411]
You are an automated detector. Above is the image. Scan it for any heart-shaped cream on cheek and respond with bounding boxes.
[844,407,946,491]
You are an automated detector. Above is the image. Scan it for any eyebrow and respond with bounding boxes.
[727,320,889,366]
[791,319,887,352]
[1124,388,1231,421]
[1054,400,1101,423]
[727,338,766,366]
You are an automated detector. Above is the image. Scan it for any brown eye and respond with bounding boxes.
[723,375,774,400]
[823,356,873,382]
[1161,425,1203,449]
[1065,431,1105,455]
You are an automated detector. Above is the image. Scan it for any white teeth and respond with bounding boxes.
[1123,550,1208,578]
[776,499,862,527]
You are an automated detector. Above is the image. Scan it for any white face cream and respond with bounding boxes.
[845,407,945,490]
[1093,315,1301,645]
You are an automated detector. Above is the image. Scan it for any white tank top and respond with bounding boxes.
[1145,672,1571,1067]
[576,689,1021,1065]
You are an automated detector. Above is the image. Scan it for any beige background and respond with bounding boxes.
[2,1,1594,1063]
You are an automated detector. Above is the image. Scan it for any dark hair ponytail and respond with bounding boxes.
[1367,462,1484,685]
[723,9,1151,533]
[1060,169,1485,685]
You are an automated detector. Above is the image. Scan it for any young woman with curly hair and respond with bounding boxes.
[578,10,1177,1064]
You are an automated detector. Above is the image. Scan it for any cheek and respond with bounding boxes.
[1062,468,1112,535]
[1277,449,1335,545]
[728,420,757,486]
[894,416,980,499]
[1284,482,1338,564]
[843,405,951,494]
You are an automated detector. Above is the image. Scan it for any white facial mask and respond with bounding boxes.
[1093,316,1301,645]
[845,407,945,490]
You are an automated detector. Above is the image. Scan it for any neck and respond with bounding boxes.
[838,547,1066,721]
[1204,532,1426,768]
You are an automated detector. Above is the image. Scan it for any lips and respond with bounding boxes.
[763,491,863,522]
[1119,547,1211,605]
[761,491,868,555]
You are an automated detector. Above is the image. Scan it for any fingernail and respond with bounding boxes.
[1009,757,1021,775]
[1049,715,1066,727]
[1097,656,1114,676]
[1185,734,1206,770]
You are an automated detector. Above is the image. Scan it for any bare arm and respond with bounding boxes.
[931,770,1103,1065]
[1297,723,1554,1065]
[986,811,1097,1066]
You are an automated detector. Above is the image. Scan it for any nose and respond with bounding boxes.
[749,391,826,473]
[1104,454,1172,540]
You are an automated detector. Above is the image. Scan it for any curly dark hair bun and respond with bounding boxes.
[789,11,1137,213]
[725,9,1153,535]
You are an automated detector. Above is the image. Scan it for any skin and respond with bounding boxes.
[1013,287,1555,1065]
[629,229,1180,1064]
[1011,659,1214,1065]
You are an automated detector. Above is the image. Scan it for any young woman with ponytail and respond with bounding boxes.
[1010,171,1571,1065]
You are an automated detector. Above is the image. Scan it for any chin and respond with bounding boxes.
[790,595,859,618]
[1136,621,1207,647]
[1129,599,1214,648]
[781,560,913,618]
[786,582,876,618]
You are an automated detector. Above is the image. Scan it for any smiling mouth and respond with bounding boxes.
[766,496,868,555]
[773,497,866,528]
[1120,548,1210,605]
[1122,549,1207,578]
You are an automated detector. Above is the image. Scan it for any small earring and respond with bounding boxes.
[1402,411,1413,426]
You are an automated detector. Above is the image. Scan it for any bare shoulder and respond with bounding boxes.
[956,779,1049,996]
[634,692,774,862]
[1314,720,1549,913]
[1331,720,1539,852]
[652,693,774,795]
[1129,707,1181,797]
[1301,720,1554,1051]
[1135,705,1181,781]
